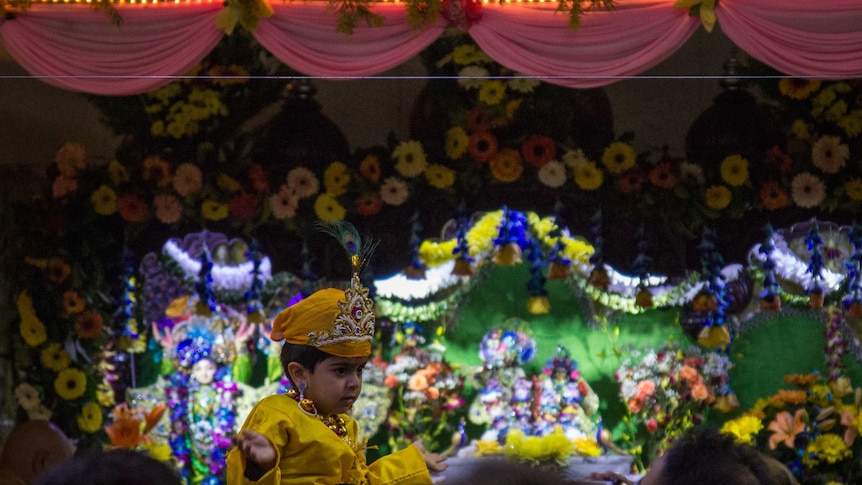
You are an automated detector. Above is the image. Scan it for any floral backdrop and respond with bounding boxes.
[3,26,862,484]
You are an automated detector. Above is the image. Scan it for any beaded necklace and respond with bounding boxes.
[287,388,351,445]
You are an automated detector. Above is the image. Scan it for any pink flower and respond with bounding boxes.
[172,163,203,197]
[52,175,78,198]
[636,379,656,397]
[287,167,320,199]
[154,194,182,224]
[380,177,409,205]
[767,409,805,450]
[646,418,658,433]
[269,185,298,220]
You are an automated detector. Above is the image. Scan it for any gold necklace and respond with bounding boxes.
[287,388,350,442]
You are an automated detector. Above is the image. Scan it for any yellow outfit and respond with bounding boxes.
[226,394,432,485]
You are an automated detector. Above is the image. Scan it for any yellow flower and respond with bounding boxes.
[41,343,71,372]
[791,119,810,140]
[425,164,456,189]
[705,185,732,210]
[452,44,482,65]
[778,79,822,100]
[720,414,763,444]
[323,162,350,196]
[803,433,851,466]
[807,384,832,407]
[201,200,228,221]
[91,185,118,216]
[674,0,716,32]
[720,155,749,186]
[77,402,103,433]
[141,442,173,462]
[96,383,116,408]
[55,368,88,400]
[217,173,241,193]
[478,80,506,106]
[601,142,636,174]
[392,141,428,178]
[474,439,503,456]
[419,240,459,268]
[574,437,602,457]
[107,160,129,185]
[18,292,47,347]
[445,127,469,160]
[313,193,346,223]
[838,111,862,138]
[573,160,603,190]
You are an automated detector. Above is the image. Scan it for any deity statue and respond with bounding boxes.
[533,345,600,440]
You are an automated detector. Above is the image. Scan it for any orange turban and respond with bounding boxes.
[270,286,374,358]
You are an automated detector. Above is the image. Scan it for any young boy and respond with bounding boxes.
[226,280,447,484]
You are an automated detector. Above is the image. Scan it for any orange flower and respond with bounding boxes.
[117,194,148,223]
[636,379,656,397]
[409,373,429,392]
[63,291,85,314]
[359,154,381,183]
[384,374,399,388]
[489,149,524,182]
[759,181,789,211]
[105,404,143,448]
[691,383,709,401]
[764,146,794,174]
[649,162,678,189]
[521,135,556,169]
[47,258,71,284]
[248,163,270,193]
[678,365,699,383]
[467,131,498,163]
[425,386,440,400]
[76,310,104,338]
[142,155,171,187]
[143,403,167,435]
[783,373,821,387]
[774,389,807,405]
[466,107,491,133]
[767,409,805,450]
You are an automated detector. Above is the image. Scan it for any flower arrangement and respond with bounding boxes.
[615,342,735,471]
[103,402,172,462]
[382,323,466,452]
[719,372,862,485]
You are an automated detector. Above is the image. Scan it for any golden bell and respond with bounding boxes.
[405,265,427,280]
[452,259,476,277]
[587,267,610,290]
[635,288,653,308]
[526,295,551,315]
[759,295,781,312]
[547,262,570,280]
[697,325,730,348]
[492,243,522,266]
[808,291,825,309]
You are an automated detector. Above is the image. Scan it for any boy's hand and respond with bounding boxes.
[234,429,278,471]
[412,440,448,473]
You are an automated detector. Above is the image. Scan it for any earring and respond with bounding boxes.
[297,382,317,415]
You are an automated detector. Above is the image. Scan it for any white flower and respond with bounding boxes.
[679,162,705,185]
[562,149,588,169]
[790,172,826,208]
[286,167,320,199]
[508,76,541,94]
[457,66,490,90]
[537,160,567,188]
[380,177,409,206]
[15,383,41,410]
[28,404,53,420]
[811,135,849,174]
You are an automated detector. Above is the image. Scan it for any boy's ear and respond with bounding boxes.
[286,362,307,384]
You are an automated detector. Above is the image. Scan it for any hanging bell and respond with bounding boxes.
[493,242,522,266]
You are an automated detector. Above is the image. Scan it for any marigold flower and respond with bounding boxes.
[774,389,807,405]
[489,149,524,182]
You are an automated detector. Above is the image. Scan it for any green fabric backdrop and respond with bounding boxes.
[440,264,862,438]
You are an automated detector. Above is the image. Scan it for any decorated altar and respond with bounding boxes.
[3,2,862,484]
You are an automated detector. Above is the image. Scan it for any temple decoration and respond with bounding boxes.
[758,224,782,312]
[805,221,827,309]
[694,227,731,348]
[405,211,427,280]
[630,224,653,309]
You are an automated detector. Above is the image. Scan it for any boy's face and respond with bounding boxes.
[301,356,368,415]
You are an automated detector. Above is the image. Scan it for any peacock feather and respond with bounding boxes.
[316,220,375,273]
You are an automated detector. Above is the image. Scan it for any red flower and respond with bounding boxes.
[117,194,148,222]
[248,163,270,193]
[468,131,498,163]
[649,162,678,189]
[618,169,645,194]
[466,107,491,133]
[521,135,556,169]
[765,146,794,174]
[355,193,383,216]
[229,192,258,219]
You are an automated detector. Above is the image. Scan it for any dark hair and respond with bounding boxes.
[32,449,181,485]
[280,342,334,388]
[659,427,770,485]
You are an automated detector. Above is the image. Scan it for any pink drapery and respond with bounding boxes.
[468,1,699,89]
[0,4,224,95]
[718,0,862,78]
[254,3,445,78]
[0,0,860,96]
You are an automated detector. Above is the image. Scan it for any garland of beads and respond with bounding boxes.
[286,388,350,443]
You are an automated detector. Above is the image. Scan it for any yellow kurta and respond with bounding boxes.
[226,394,432,485]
